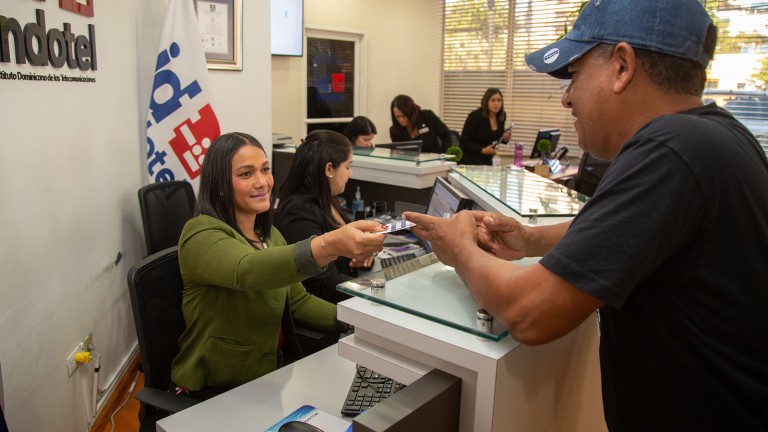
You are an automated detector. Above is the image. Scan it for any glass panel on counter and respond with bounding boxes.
[336,253,547,342]
[453,165,585,218]
[352,147,456,164]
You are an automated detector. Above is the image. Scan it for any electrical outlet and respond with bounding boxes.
[65,333,94,377]
[82,333,93,351]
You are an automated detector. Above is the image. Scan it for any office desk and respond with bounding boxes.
[156,263,605,432]
[273,146,457,211]
[337,259,606,432]
[156,346,357,432]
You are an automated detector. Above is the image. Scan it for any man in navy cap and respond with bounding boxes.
[405,0,768,429]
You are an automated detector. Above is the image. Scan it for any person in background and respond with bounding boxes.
[389,94,453,153]
[171,132,386,400]
[404,0,768,430]
[459,88,512,165]
[343,116,378,148]
[276,130,374,303]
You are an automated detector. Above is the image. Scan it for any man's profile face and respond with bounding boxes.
[562,49,617,159]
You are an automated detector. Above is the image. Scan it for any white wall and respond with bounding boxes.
[0,0,438,429]
[271,0,442,143]
[0,1,271,431]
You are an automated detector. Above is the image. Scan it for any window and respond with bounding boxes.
[441,0,512,129]
[441,0,584,159]
[704,1,768,155]
[441,1,768,158]
[303,27,366,136]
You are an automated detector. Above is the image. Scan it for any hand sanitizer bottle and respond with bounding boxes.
[352,186,365,220]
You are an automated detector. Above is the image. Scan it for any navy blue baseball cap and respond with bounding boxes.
[525,0,714,79]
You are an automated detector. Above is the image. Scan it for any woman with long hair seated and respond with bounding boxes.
[389,94,454,153]
[171,132,385,400]
[276,130,375,304]
[343,116,377,148]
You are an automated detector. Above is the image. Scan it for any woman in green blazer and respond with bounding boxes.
[170,132,385,400]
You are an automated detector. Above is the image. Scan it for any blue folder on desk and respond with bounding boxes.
[265,405,351,432]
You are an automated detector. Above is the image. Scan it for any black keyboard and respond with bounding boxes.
[380,251,419,269]
[340,365,405,417]
[380,249,432,280]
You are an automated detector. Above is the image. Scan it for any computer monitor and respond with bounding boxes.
[422,177,474,252]
[573,152,612,197]
[376,140,423,152]
[530,129,561,158]
[353,369,461,432]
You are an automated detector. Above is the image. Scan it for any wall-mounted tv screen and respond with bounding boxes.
[271,0,303,56]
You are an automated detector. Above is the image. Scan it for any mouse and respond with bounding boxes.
[278,420,324,432]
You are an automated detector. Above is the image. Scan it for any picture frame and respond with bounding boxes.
[194,0,242,70]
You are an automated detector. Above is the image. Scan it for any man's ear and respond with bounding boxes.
[611,42,636,94]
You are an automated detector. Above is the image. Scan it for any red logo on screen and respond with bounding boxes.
[59,0,94,18]
[331,73,345,92]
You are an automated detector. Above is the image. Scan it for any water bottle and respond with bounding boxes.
[514,143,523,167]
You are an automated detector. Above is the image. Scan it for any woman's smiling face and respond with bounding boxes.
[231,144,274,218]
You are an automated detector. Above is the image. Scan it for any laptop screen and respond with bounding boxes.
[421,177,474,252]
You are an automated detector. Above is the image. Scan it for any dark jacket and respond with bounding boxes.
[460,108,506,165]
[389,109,453,153]
[275,198,354,304]
[171,215,336,390]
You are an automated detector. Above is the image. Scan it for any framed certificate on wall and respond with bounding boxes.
[194,0,243,70]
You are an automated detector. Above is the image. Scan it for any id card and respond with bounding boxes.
[377,220,417,234]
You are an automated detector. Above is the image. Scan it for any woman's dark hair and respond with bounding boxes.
[390,94,421,134]
[195,132,274,240]
[342,116,378,145]
[277,130,353,228]
[480,88,507,124]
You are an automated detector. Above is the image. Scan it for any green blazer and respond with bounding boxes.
[170,215,337,390]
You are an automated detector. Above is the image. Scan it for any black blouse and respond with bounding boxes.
[389,109,453,154]
[459,108,505,165]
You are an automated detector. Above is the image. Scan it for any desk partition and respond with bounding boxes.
[351,147,454,165]
[448,165,585,225]
[453,165,584,217]
[338,253,543,341]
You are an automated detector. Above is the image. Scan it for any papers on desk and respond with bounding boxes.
[265,405,351,432]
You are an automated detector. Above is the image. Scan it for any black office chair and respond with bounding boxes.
[138,181,196,256]
[445,129,461,151]
[572,152,612,197]
[127,246,197,432]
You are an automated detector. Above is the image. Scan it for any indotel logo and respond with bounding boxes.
[0,0,97,73]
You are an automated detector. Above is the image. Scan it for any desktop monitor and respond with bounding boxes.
[375,140,423,152]
[271,0,304,56]
[530,129,561,158]
[422,177,474,252]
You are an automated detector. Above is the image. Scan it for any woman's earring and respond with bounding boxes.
[328,175,333,178]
